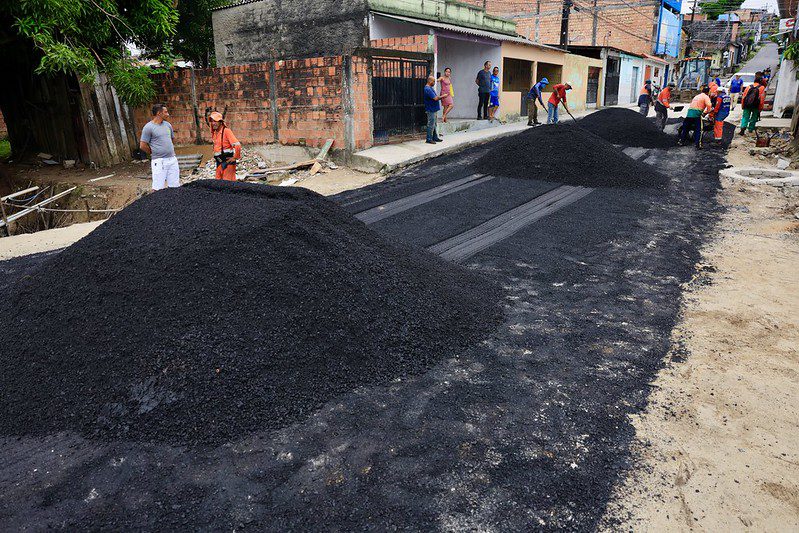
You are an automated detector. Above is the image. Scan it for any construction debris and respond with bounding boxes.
[0,180,502,445]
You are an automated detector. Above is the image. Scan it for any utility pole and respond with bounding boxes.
[591,0,598,45]
[690,0,697,22]
[560,0,573,50]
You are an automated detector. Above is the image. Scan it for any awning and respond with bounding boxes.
[371,12,563,52]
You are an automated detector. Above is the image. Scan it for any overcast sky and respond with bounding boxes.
[682,0,780,15]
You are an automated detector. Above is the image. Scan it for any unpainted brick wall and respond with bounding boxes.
[370,35,431,53]
[134,55,372,151]
[460,0,658,57]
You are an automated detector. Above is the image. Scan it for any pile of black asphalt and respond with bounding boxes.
[578,107,676,148]
[0,138,727,531]
[0,180,502,446]
[471,124,667,187]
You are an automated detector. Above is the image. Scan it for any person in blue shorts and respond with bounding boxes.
[488,66,501,122]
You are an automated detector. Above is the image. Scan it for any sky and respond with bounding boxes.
[681,0,780,15]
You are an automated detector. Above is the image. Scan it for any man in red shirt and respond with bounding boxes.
[547,83,572,124]
[208,111,242,181]
[654,83,674,131]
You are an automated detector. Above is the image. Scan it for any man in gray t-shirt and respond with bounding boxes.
[140,103,180,190]
[475,61,492,120]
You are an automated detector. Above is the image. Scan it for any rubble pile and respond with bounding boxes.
[578,107,676,148]
[745,130,799,169]
[186,147,272,182]
[471,123,667,187]
[0,180,502,446]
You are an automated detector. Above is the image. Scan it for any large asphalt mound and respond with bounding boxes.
[578,107,676,148]
[471,123,667,187]
[0,180,502,446]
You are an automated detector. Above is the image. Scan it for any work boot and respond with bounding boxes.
[527,121,534,126]
[739,127,746,135]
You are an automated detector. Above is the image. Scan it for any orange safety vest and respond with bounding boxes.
[657,87,671,108]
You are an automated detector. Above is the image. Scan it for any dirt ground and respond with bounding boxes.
[604,135,799,530]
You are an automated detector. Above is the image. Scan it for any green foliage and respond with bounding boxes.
[174,0,228,68]
[2,0,177,105]
[784,41,799,61]
[0,138,11,160]
[699,0,745,20]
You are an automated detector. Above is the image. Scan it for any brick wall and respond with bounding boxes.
[135,55,373,152]
[370,35,431,53]
[460,0,658,56]
[0,110,7,137]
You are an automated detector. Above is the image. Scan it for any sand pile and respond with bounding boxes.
[0,180,502,445]
[578,107,675,148]
[471,124,666,187]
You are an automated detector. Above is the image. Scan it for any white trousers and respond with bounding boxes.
[151,156,180,190]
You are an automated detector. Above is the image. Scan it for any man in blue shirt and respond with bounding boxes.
[526,77,549,126]
[424,75,443,144]
[729,74,743,109]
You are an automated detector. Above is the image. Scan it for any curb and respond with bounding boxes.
[720,166,799,186]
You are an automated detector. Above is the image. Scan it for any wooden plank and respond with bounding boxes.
[309,162,322,176]
[247,159,317,175]
[315,139,334,160]
[88,174,115,182]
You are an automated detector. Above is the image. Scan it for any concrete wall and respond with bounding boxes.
[212,0,370,65]
[436,35,502,119]
[562,53,604,112]
[773,59,799,118]
[370,13,430,39]
[619,53,645,105]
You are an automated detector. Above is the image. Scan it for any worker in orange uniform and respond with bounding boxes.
[638,79,654,116]
[739,76,766,135]
[208,111,241,181]
[709,87,730,143]
[678,85,712,148]
[654,82,674,131]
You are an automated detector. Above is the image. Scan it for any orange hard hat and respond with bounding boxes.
[208,111,224,122]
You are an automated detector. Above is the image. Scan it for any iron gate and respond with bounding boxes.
[372,57,429,142]
[587,66,601,105]
[604,57,620,106]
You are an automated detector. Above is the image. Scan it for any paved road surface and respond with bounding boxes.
[740,42,779,73]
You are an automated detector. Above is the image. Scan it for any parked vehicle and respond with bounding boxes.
[724,72,757,92]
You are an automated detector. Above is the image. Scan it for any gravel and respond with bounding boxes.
[578,107,676,148]
[0,180,502,446]
[471,124,667,188]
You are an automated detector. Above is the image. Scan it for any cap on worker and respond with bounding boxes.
[209,111,224,122]
[565,83,572,89]
[541,77,549,84]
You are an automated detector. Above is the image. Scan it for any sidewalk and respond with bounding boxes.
[352,106,635,173]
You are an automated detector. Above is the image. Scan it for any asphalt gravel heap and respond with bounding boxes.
[0,180,502,446]
[578,107,676,148]
[471,123,667,187]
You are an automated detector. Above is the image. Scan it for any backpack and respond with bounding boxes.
[742,85,760,109]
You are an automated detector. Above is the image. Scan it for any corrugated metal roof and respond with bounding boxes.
[373,12,563,52]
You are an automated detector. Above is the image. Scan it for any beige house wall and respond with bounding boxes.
[562,53,604,112]
[498,42,565,119]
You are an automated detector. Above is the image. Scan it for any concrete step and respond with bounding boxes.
[437,119,506,136]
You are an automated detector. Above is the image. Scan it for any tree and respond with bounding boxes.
[2,0,178,107]
[699,0,745,21]
[174,0,228,68]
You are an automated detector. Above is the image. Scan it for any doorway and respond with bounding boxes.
[630,66,639,103]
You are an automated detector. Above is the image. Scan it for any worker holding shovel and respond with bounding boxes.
[547,82,572,124]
